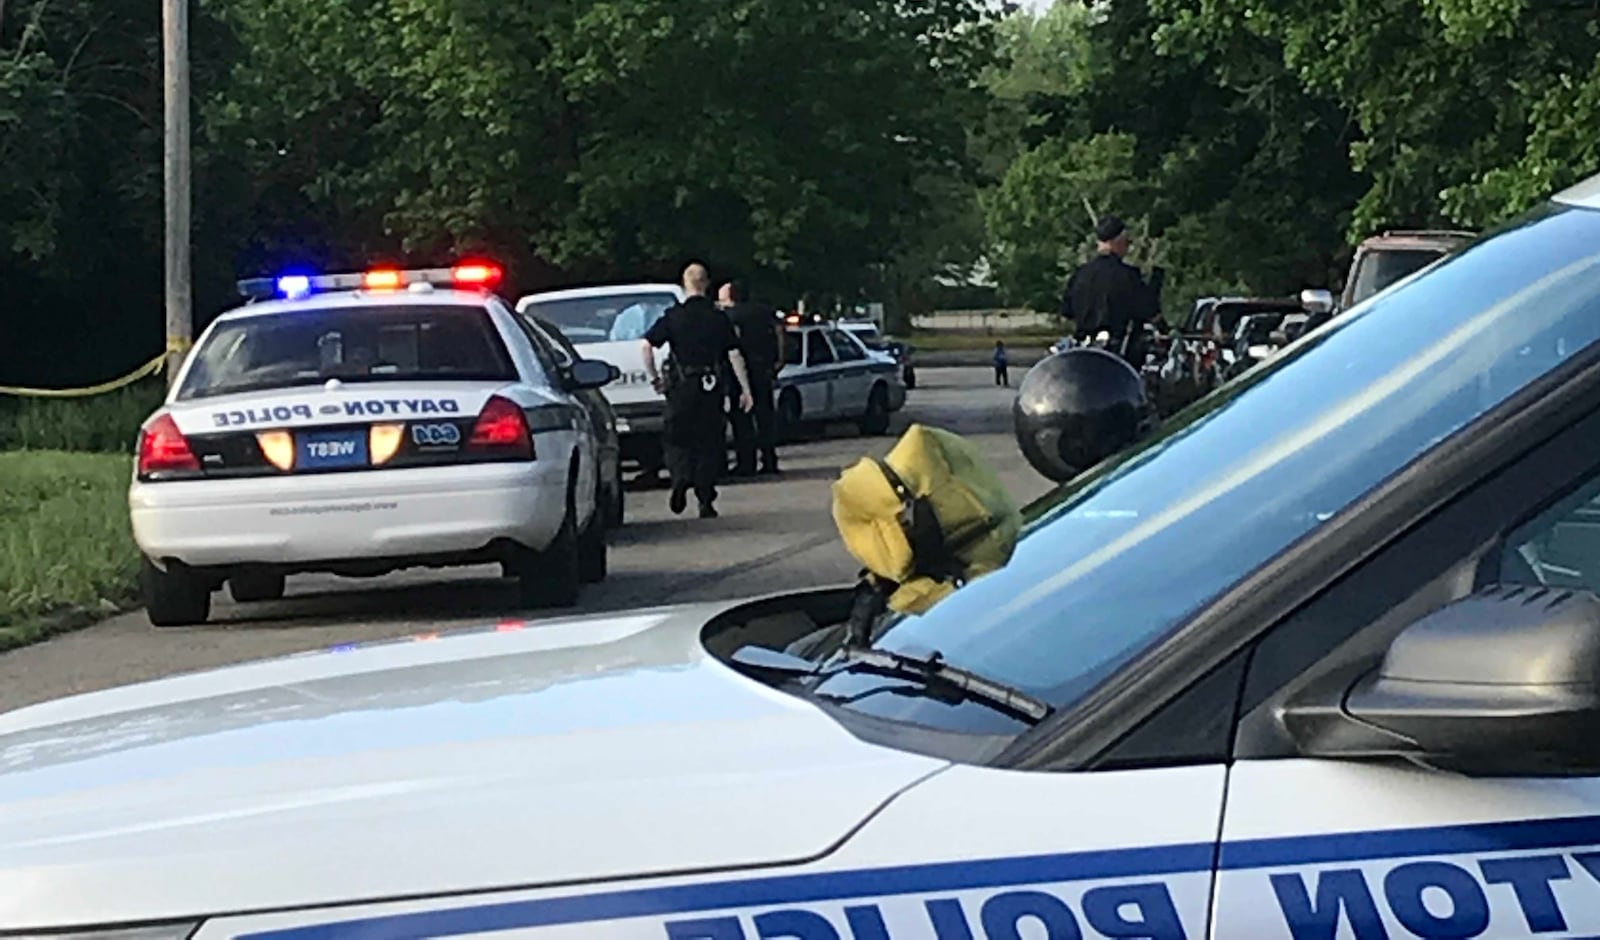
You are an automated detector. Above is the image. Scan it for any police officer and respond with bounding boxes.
[642,263,754,519]
[1060,215,1161,366]
[718,279,784,477]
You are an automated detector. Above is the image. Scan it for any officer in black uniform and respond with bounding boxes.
[719,279,784,477]
[642,263,754,519]
[1060,215,1161,366]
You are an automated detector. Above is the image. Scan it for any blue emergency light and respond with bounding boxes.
[235,261,504,301]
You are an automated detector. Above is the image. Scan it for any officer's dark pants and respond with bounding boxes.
[663,378,725,507]
[730,370,778,473]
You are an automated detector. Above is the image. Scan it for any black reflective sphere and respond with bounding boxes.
[1014,348,1148,482]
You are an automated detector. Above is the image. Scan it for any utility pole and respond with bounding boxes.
[162,0,191,386]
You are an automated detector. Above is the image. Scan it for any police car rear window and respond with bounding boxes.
[524,292,678,345]
[176,304,515,401]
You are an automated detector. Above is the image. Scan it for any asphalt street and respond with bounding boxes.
[0,367,1056,714]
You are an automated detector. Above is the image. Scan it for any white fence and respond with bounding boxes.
[910,309,1056,332]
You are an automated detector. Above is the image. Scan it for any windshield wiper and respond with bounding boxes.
[730,644,1053,725]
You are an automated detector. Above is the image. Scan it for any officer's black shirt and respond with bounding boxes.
[644,295,737,371]
[725,301,780,368]
[1061,253,1160,338]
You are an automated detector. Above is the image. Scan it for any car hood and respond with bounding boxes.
[0,604,946,928]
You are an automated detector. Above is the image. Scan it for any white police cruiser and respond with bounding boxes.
[128,264,620,627]
[777,313,907,439]
[515,283,684,478]
[11,174,1600,938]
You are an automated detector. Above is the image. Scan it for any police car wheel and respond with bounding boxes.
[858,384,891,436]
[227,570,285,604]
[510,486,581,609]
[141,557,211,628]
[578,484,608,584]
[777,390,804,443]
[607,474,625,528]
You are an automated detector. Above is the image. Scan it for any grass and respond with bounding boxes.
[0,451,141,651]
[0,378,165,453]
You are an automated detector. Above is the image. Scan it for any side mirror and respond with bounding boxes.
[1300,288,1335,315]
[569,359,617,390]
[1285,585,1600,776]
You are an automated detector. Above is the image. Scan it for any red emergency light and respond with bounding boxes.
[451,261,504,289]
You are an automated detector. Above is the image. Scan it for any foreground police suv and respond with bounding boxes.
[10,174,1600,937]
[128,265,621,626]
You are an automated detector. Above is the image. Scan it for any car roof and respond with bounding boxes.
[1555,172,1600,210]
[518,283,683,304]
[214,287,495,323]
[1357,230,1476,251]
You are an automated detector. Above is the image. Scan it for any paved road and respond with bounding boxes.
[0,367,1055,714]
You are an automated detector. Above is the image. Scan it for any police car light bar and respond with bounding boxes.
[236,261,504,301]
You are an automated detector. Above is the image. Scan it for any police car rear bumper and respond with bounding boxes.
[129,461,568,568]
[613,401,666,436]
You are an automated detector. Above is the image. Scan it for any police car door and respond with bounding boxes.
[824,327,872,414]
[801,328,837,418]
[1214,404,1600,938]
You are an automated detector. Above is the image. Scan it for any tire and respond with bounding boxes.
[142,557,212,627]
[511,476,581,609]
[607,461,626,528]
[777,389,804,443]
[228,570,286,604]
[579,483,609,584]
[859,384,891,436]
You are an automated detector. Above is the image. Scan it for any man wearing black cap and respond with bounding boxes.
[1060,215,1162,365]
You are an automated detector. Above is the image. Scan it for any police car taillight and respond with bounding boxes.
[467,396,534,459]
[138,413,200,476]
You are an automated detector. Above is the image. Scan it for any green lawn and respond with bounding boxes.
[0,451,140,651]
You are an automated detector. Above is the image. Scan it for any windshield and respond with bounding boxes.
[1347,248,1447,307]
[812,202,1600,736]
[176,304,515,401]
[522,291,678,345]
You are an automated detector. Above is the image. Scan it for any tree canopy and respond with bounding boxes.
[4,0,1598,385]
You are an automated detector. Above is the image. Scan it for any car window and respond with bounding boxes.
[538,319,583,364]
[809,202,1600,733]
[783,332,804,366]
[806,330,835,365]
[521,292,677,346]
[1347,249,1447,307]
[503,314,561,387]
[177,304,515,401]
[1498,472,1600,591]
[829,329,867,362]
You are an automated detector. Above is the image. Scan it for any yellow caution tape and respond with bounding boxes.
[0,351,170,398]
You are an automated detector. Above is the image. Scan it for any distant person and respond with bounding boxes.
[719,280,784,476]
[1060,214,1161,366]
[642,263,754,519]
[993,340,1010,387]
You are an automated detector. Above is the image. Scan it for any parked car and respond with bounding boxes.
[777,315,907,439]
[836,318,917,389]
[515,283,683,482]
[1340,229,1476,311]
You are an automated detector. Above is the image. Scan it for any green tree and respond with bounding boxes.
[1153,0,1600,234]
